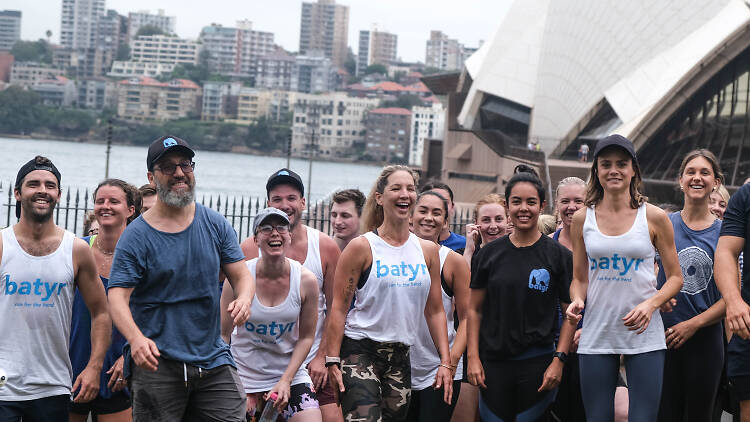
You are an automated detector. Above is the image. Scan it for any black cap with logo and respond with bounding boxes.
[266,168,305,198]
[147,135,195,171]
[592,134,637,163]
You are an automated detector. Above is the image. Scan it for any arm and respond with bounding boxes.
[539,302,576,392]
[421,241,453,404]
[623,206,683,333]
[715,236,749,338]
[220,280,236,343]
[666,299,726,348]
[325,237,370,396]
[222,259,255,326]
[462,224,479,269]
[72,239,112,403]
[466,287,486,388]
[269,269,319,410]
[309,234,341,390]
[445,251,470,371]
[108,287,160,371]
[566,209,588,322]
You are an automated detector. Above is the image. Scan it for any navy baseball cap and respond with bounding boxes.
[147,135,195,171]
[266,168,305,198]
[592,134,637,162]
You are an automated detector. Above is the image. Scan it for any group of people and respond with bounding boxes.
[3,132,750,422]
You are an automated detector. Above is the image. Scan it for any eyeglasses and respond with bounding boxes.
[154,161,195,175]
[257,224,290,234]
[87,228,99,236]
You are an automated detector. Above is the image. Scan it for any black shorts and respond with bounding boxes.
[69,392,131,416]
[730,375,750,402]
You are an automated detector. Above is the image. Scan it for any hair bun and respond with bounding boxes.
[513,164,539,177]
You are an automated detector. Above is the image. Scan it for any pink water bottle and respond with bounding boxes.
[257,392,279,422]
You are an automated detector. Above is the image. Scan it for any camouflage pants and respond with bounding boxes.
[340,336,411,422]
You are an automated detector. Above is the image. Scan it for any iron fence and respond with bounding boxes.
[3,184,475,240]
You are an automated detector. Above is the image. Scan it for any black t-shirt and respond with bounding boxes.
[471,234,572,359]
[719,183,750,376]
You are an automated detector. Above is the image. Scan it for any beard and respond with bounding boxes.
[154,176,195,208]
[22,194,57,223]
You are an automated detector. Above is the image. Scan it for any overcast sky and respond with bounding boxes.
[5,0,511,62]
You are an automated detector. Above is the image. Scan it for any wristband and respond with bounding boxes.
[553,351,567,363]
[325,356,341,368]
[325,361,341,368]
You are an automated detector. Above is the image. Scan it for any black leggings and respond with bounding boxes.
[658,323,724,422]
[405,380,461,422]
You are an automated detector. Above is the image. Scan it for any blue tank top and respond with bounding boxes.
[69,236,129,399]
[656,212,722,328]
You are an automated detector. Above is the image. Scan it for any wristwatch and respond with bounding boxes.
[325,356,341,368]
[553,351,567,363]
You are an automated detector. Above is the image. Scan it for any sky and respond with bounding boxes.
[5,0,511,63]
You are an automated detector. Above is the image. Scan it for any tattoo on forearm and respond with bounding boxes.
[344,277,356,302]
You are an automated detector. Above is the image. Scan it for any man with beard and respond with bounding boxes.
[107,136,255,422]
[239,168,343,422]
[0,156,111,421]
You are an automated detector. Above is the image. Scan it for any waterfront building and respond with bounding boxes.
[108,61,175,78]
[256,49,295,91]
[127,10,176,40]
[230,89,298,124]
[356,26,398,75]
[410,103,445,167]
[31,76,78,107]
[299,0,349,68]
[199,21,274,78]
[130,34,199,66]
[425,31,464,71]
[291,53,337,93]
[116,76,201,121]
[363,107,411,163]
[77,77,117,110]
[201,81,241,121]
[0,10,22,51]
[9,62,65,88]
[60,0,105,50]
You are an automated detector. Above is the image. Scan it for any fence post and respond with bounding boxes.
[6,184,11,227]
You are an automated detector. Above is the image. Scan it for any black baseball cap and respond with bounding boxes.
[592,134,637,162]
[266,168,304,198]
[147,135,195,171]
[15,156,62,218]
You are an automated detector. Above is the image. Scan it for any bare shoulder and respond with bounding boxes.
[418,238,439,254]
[645,203,669,225]
[317,231,340,257]
[240,236,259,260]
[72,237,94,260]
[446,249,469,273]
[299,265,319,291]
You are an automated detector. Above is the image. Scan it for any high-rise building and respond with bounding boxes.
[356,26,397,75]
[199,21,274,78]
[291,53,336,94]
[256,49,295,90]
[0,10,22,51]
[425,30,463,71]
[97,9,122,51]
[299,0,349,68]
[60,0,106,50]
[130,34,200,65]
[127,10,176,40]
[409,103,445,166]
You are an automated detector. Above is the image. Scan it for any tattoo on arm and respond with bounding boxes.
[344,277,356,303]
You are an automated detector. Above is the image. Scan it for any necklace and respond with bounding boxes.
[95,237,115,256]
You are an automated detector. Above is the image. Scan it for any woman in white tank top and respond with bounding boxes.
[324,165,454,422]
[407,191,470,422]
[220,208,322,422]
[566,135,683,421]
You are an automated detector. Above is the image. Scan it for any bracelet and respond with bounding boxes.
[439,363,453,370]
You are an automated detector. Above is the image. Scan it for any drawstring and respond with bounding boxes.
[199,367,202,378]
[184,362,188,387]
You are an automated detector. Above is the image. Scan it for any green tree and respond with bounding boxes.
[0,86,43,134]
[364,63,388,76]
[135,25,165,37]
[10,39,53,63]
[344,48,356,76]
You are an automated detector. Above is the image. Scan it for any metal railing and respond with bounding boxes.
[3,184,475,240]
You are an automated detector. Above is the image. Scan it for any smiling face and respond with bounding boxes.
[94,185,134,230]
[375,170,417,223]
[507,182,543,234]
[268,184,306,229]
[255,215,291,257]
[680,156,718,204]
[709,191,727,219]
[476,203,507,244]
[596,147,635,194]
[148,151,195,208]
[330,200,359,240]
[15,170,61,223]
[411,194,447,242]
[556,183,585,229]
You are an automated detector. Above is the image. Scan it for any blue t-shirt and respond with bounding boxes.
[440,231,466,252]
[720,184,750,376]
[656,212,721,328]
[108,203,245,376]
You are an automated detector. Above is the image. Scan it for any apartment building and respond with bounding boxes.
[117,76,201,121]
[130,34,199,65]
[0,10,22,51]
[364,107,412,163]
[9,62,65,88]
[299,0,349,68]
[128,10,176,40]
[199,21,274,78]
[409,103,445,166]
[356,27,397,75]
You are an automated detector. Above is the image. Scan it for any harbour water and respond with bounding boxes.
[0,137,383,202]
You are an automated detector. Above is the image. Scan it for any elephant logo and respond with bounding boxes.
[528,268,550,292]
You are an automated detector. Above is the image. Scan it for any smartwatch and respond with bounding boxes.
[553,351,567,363]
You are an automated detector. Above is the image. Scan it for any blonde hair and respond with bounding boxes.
[361,165,419,232]
[474,193,506,222]
[716,184,730,203]
[538,214,557,235]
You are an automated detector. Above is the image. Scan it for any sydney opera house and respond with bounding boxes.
[424,0,750,203]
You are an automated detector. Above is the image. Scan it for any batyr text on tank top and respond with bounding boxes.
[375,259,428,286]
[589,253,645,282]
[3,274,68,307]
[244,319,297,344]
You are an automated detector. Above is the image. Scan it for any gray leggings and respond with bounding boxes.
[579,350,665,422]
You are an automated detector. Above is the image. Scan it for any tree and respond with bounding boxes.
[364,63,388,76]
[0,86,42,134]
[380,94,424,110]
[10,40,53,63]
[344,48,356,76]
[135,25,165,37]
[45,30,52,44]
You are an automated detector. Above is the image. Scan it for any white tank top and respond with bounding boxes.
[231,258,311,392]
[344,231,431,345]
[0,227,76,400]
[410,246,463,390]
[577,204,666,354]
[301,226,325,364]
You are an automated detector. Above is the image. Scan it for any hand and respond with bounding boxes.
[246,393,260,417]
[106,356,126,391]
[665,320,698,349]
[130,334,160,371]
[228,295,252,326]
[465,224,480,248]
[307,355,328,391]
[538,359,563,392]
[327,365,345,403]
[467,355,486,388]
[660,298,677,313]
[726,300,750,339]
[72,365,100,403]
[571,329,582,353]
[433,365,454,404]
[623,299,657,334]
[267,379,292,411]
[566,299,585,324]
